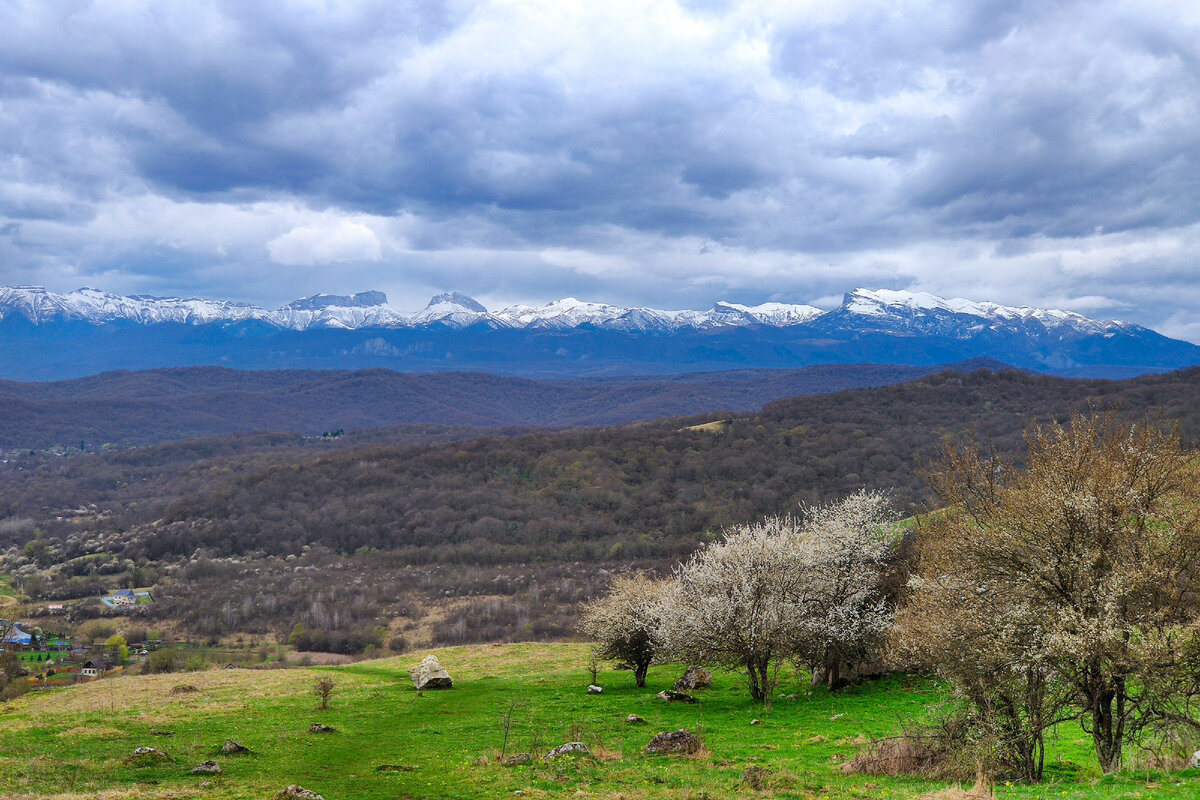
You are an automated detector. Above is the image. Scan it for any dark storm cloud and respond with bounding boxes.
[1,1,1199,339]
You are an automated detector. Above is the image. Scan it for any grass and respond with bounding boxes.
[0,573,18,608]
[0,642,1196,799]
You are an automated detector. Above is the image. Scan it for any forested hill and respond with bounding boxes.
[10,366,1200,564]
[0,360,1004,449]
[5,365,1200,649]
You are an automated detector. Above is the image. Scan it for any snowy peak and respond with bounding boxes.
[426,292,487,313]
[410,292,490,327]
[285,291,389,311]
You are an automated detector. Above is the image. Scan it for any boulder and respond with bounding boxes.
[544,742,590,759]
[410,655,453,690]
[191,760,221,774]
[275,787,324,800]
[656,690,697,704]
[626,714,647,725]
[502,753,533,766]
[587,684,603,694]
[220,739,250,754]
[644,729,703,755]
[673,666,713,692]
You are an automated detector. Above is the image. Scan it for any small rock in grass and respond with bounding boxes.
[626,714,647,725]
[127,746,169,762]
[376,763,417,772]
[656,690,697,704]
[587,684,602,694]
[673,666,713,691]
[644,729,703,755]
[544,742,590,759]
[220,739,250,754]
[1191,749,1200,769]
[191,760,221,775]
[750,718,761,726]
[502,753,533,766]
[308,723,337,734]
[275,786,324,800]
[200,780,212,788]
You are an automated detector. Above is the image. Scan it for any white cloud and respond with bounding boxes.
[268,221,384,266]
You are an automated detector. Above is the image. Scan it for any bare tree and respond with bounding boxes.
[313,675,336,710]
[907,413,1200,775]
[578,572,667,688]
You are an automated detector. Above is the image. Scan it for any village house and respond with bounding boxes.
[80,658,106,678]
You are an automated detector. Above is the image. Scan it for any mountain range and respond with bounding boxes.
[1,285,1197,380]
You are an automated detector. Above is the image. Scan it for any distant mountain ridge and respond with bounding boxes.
[1,285,1197,380]
[0,360,1011,450]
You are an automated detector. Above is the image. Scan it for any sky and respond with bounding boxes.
[2,1,1200,340]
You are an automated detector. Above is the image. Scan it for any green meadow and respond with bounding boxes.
[1,643,1198,800]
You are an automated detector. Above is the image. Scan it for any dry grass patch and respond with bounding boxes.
[55,725,127,739]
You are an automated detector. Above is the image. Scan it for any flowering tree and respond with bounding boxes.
[905,414,1200,776]
[659,491,900,704]
[795,491,899,688]
[578,572,668,688]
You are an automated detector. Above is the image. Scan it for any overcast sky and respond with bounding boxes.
[2,1,1199,339]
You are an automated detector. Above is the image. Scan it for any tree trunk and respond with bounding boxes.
[634,659,649,688]
[746,656,771,704]
[1084,669,1125,774]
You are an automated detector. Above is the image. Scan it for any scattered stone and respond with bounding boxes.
[673,666,713,692]
[587,684,603,694]
[308,723,337,734]
[742,766,775,790]
[376,764,417,772]
[170,684,198,695]
[644,729,703,755]
[656,690,697,704]
[544,742,590,759]
[275,786,324,800]
[626,714,647,725]
[1191,749,1200,769]
[200,781,212,788]
[502,753,533,766]
[830,713,845,721]
[750,719,761,726]
[220,739,250,754]
[410,655,453,690]
[191,761,221,775]
[124,746,169,764]
[150,730,174,736]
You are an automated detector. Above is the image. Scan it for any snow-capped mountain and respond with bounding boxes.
[0,285,826,332]
[1,284,1196,381]
[825,288,1123,336]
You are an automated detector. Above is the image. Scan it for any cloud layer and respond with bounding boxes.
[2,1,1199,339]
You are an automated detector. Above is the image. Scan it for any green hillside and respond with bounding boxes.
[2,643,1197,799]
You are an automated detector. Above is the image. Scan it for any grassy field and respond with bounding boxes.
[0,642,1198,800]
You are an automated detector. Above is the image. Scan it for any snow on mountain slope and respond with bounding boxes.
[831,288,1126,336]
[0,283,1137,338]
